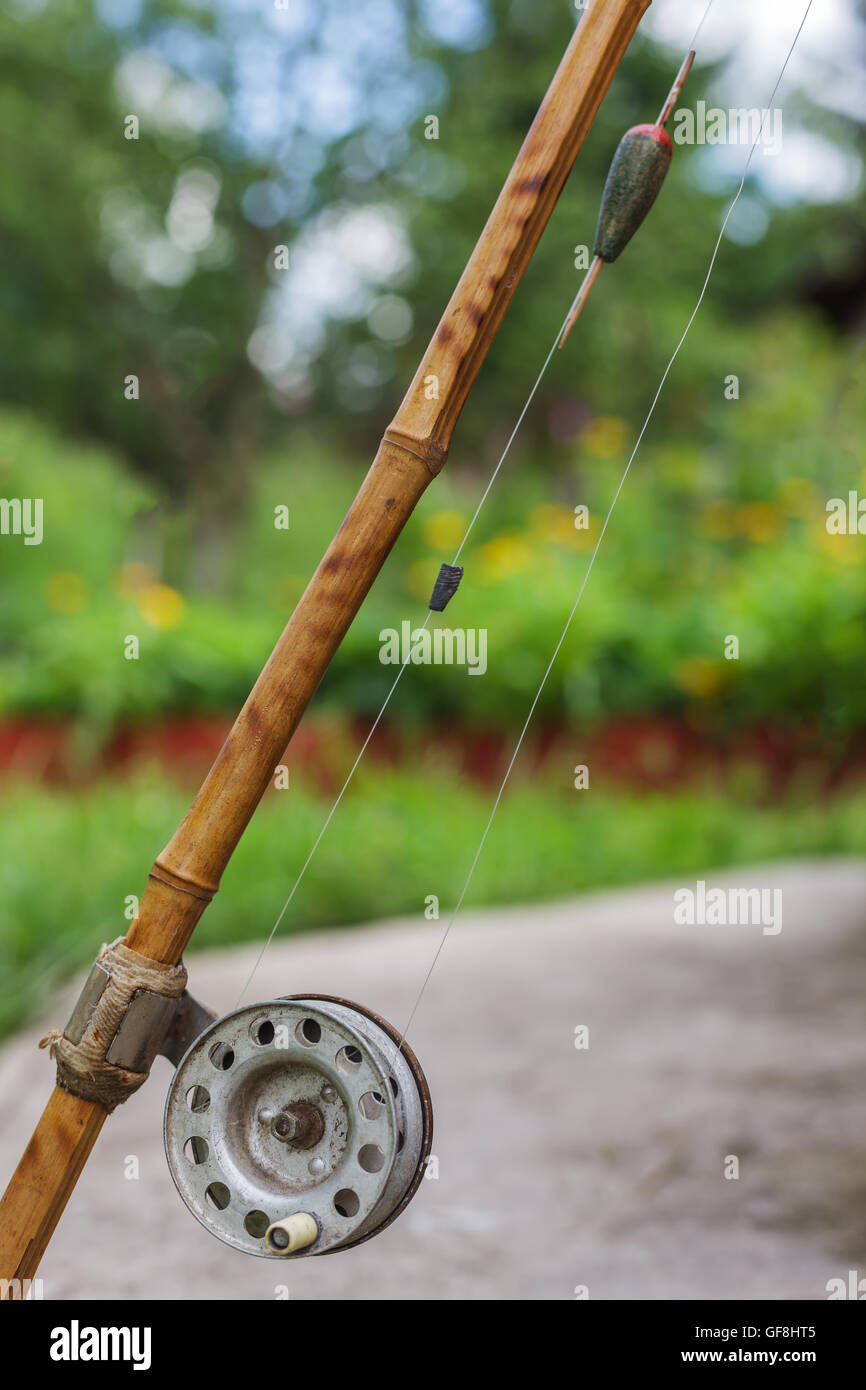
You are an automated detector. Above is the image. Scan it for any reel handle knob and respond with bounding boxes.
[265,1213,320,1255]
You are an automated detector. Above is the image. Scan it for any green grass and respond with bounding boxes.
[1,765,864,1037]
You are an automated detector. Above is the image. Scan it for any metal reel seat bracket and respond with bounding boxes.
[40,937,215,1112]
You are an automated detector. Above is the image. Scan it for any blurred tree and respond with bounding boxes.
[0,0,281,587]
[0,0,863,590]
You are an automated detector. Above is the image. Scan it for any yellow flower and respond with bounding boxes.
[423,510,466,552]
[44,572,88,615]
[581,415,628,459]
[737,502,779,544]
[478,531,534,581]
[572,511,599,551]
[137,584,185,630]
[777,476,818,518]
[815,524,863,566]
[529,502,576,545]
[114,562,155,598]
[696,501,738,541]
[674,656,726,699]
[406,558,435,601]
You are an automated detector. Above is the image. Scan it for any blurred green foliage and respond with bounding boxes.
[0,293,863,735]
[1,765,865,1036]
[1,0,863,563]
[1,1,865,1039]
[0,2,862,735]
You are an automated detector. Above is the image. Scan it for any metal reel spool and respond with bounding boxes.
[164,994,432,1257]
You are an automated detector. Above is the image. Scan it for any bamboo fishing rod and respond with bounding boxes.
[0,0,651,1286]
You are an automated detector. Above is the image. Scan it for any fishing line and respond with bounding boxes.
[9,0,820,1282]
[233,304,578,1006]
[232,611,434,1005]
[391,0,816,1053]
[236,0,796,1009]
[689,0,717,50]
[235,1,716,1007]
[451,305,574,564]
[233,290,589,1000]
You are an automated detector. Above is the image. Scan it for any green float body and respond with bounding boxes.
[593,123,673,264]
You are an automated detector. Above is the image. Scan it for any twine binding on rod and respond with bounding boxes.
[39,938,187,1112]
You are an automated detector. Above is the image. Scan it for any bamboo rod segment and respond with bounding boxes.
[0,1089,106,1291]
[128,0,652,967]
[0,0,652,1282]
[387,0,652,462]
[126,435,433,964]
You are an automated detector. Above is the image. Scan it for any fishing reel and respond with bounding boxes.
[163,995,432,1257]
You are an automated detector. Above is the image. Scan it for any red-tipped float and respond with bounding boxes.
[560,50,695,347]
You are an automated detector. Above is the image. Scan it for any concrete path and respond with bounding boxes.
[2,859,865,1301]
